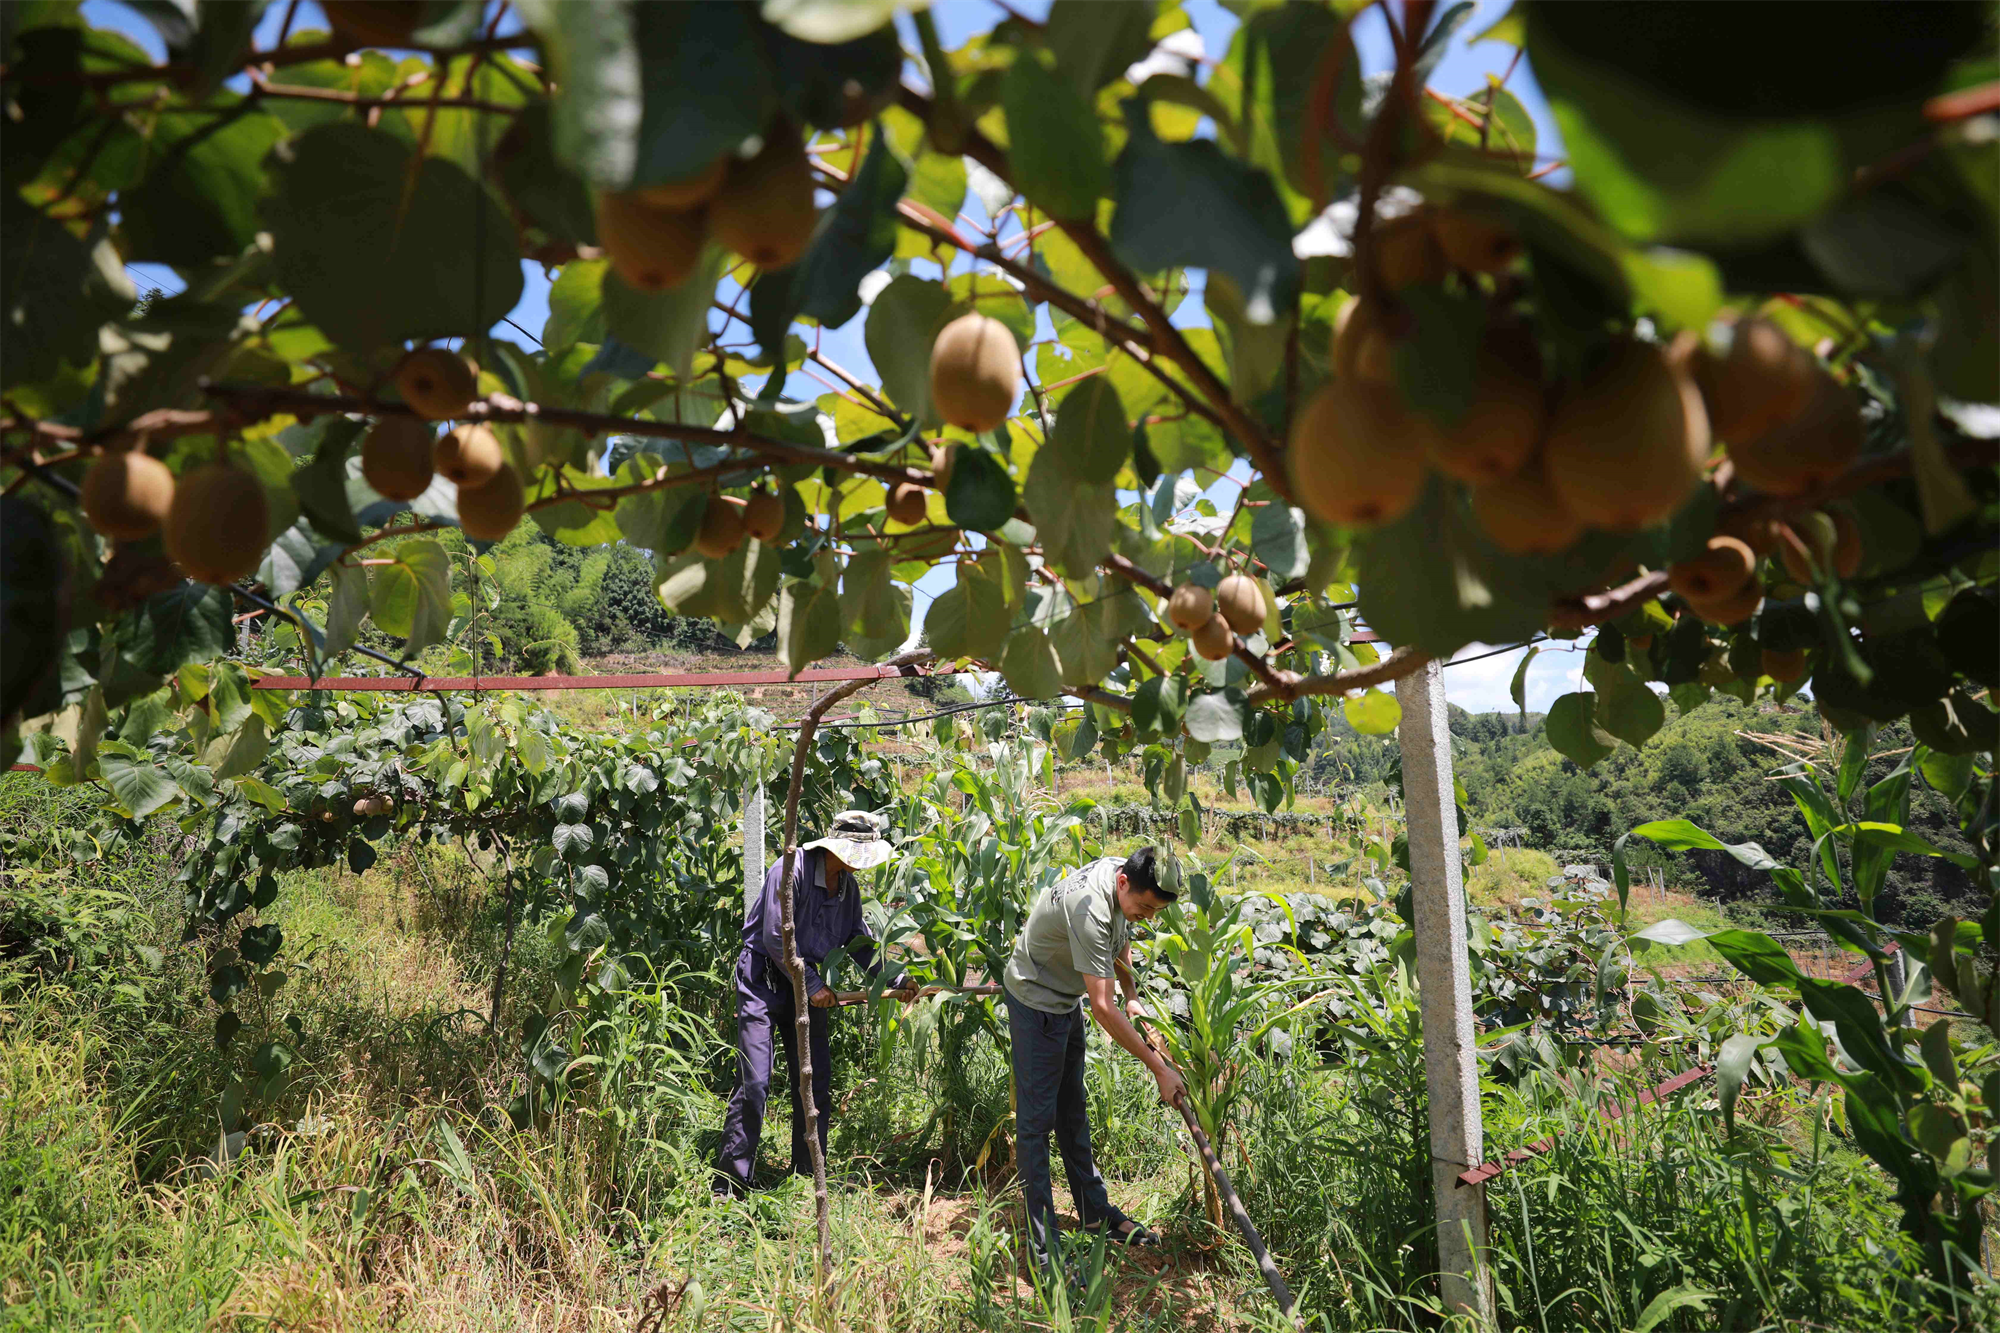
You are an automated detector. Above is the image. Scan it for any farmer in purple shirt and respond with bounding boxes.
[714,810,916,1196]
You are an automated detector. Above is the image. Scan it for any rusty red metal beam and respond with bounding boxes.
[246,663,938,691]
[1456,1063,1713,1189]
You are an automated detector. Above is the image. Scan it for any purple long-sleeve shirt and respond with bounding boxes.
[742,848,905,998]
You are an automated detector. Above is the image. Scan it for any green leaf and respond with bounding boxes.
[1509,645,1539,718]
[2,193,135,391]
[119,585,236,678]
[122,102,288,267]
[1001,49,1109,221]
[1050,600,1124,690]
[1023,462,1115,579]
[1584,654,1664,747]
[1249,494,1309,582]
[839,551,910,660]
[1631,1286,1717,1333]
[264,124,523,353]
[865,275,952,426]
[1110,104,1300,323]
[1544,691,1615,768]
[926,565,1008,662]
[603,245,728,381]
[1391,284,1488,428]
[97,745,180,819]
[1048,377,1129,484]
[1185,690,1248,744]
[1716,1031,1761,1133]
[1343,689,1401,735]
[323,562,368,658]
[1228,1,1362,203]
[494,101,597,246]
[613,483,705,556]
[369,539,453,655]
[943,445,1018,533]
[777,575,841,678]
[543,257,608,350]
[999,624,1062,699]
[1131,676,1188,741]
[1044,0,1157,95]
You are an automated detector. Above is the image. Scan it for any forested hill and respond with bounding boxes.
[1308,693,1978,929]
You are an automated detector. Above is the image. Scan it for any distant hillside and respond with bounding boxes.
[1310,693,1979,930]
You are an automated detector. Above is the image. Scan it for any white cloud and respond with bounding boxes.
[1125,28,1204,84]
[1436,641,1588,715]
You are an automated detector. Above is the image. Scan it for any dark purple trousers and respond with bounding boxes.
[714,947,833,1194]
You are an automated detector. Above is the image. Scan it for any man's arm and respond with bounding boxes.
[1084,973,1186,1107]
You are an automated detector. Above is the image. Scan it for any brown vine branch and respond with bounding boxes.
[7,33,538,91]
[773,646,934,1284]
[196,383,935,490]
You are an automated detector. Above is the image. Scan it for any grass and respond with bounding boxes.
[2,772,1978,1333]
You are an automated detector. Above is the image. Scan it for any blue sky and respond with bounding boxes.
[92,0,1582,713]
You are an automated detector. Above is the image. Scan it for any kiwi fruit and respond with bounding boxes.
[743,488,785,543]
[323,1,419,46]
[929,441,957,490]
[1215,573,1267,636]
[1667,535,1757,602]
[81,451,175,541]
[1543,337,1711,532]
[930,313,1022,433]
[1726,370,1862,496]
[1331,297,1395,385]
[886,481,928,526]
[594,190,707,293]
[1761,647,1809,682]
[694,494,747,559]
[360,418,436,501]
[1469,459,1584,555]
[1286,379,1428,528]
[1432,211,1521,273]
[1686,579,1764,627]
[395,348,478,419]
[635,156,728,211]
[1697,317,1817,443]
[433,424,503,488]
[1717,508,1780,555]
[352,795,392,818]
[708,128,818,270]
[1191,613,1236,662]
[1373,215,1446,290]
[456,463,524,541]
[163,461,270,585]
[1166,582,1213,633]
[1421,323,1546,484]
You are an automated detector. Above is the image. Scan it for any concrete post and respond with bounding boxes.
[1394,659,1493,1321]
[743,781,765,916]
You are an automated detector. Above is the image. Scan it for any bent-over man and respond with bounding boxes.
[714,809,913,1197]
[1002,845,1185,1263]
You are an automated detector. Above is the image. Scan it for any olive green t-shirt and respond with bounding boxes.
[1004,857,1128,1014]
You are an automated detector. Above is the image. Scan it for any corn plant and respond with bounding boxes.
[1136,858,1327,1229]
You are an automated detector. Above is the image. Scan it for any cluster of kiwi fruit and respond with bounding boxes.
[1285,207,1863,560]
[364,347,529,542]
[81,446,271,587]
[593,124,817,291]
[351,793,395,817]
[1164,572,1268,662]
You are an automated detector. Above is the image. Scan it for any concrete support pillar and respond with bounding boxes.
[1394,659,1493,1321]
[743,781,765,916]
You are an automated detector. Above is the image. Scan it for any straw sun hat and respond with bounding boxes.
[801,809,895,871]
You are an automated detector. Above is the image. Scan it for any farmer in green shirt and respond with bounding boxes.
[1002,846,1185,1265]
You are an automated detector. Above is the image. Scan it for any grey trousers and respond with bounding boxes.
[1005,988,1120,1263]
